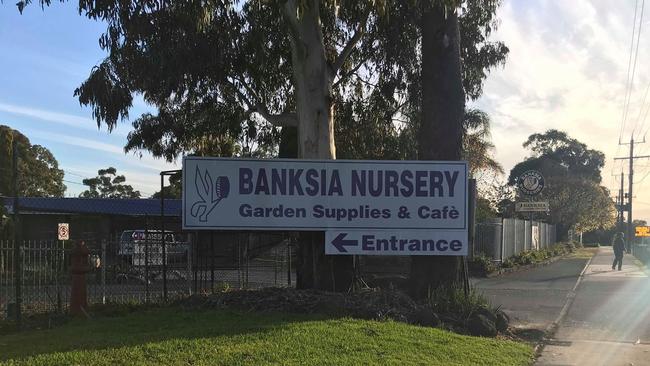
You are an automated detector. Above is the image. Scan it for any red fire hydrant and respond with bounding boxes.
[70,240,90,316]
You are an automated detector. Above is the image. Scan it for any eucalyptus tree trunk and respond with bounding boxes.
[410,4,466,299]
[283,0,352,291]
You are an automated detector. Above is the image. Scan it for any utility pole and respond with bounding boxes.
[613,171,625,228]
[620,171,625,228]
[615,137,650,251]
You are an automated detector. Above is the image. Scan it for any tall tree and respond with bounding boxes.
[509,129,605,184]
[410,1,466,298]
[79,167,141,199]
[19,0,508,292]
[0,125,65,197]
[508,131,615,236]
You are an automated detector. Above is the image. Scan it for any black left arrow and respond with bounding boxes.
[331,233,357,253]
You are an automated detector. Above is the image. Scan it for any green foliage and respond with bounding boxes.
[151,172,181,199]
[0,125,65,197]
[501,243,576,268]
[427,285,494,322]
[79,167,140,199]
[509,129,606,184]
[17,1,508,166]
[0,307,533,365]
[508,130,615,234]
[469,253,497,274]
[462,109,503,176]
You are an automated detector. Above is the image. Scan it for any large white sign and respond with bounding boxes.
[183,157,468,233]
[325,230,467,256]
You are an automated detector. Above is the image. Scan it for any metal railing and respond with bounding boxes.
[0,237,294,320]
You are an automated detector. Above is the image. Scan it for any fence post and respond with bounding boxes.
[101,239,106,305]
[144,217,149,304]
[187,233,192,296]
[14,240,22,325]
[500,218,505,263]
[210,231,215,294]
[287,240,292,287]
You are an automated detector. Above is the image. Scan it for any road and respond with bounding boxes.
[473,254,590,331]
[537,247,650,366]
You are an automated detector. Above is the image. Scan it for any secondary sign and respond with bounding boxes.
[636,226,650,237]
[325,230,467,256]
[182,157,468,233]
[58,223,69,241]
[515,202,549,212]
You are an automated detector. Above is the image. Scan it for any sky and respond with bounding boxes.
[0,2,177,197]
[1,1,649,219]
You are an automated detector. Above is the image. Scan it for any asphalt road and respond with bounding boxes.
[473,255,590,330]
[537,247,650,366]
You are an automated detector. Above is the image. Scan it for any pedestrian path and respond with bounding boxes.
[473,255,590,330]
[537,247,650,366]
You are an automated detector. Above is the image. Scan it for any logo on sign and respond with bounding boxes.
[190,166,230,222]
[517,170,545,196]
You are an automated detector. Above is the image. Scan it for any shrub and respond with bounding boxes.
[426,285,491,322]
[468,254,497,275]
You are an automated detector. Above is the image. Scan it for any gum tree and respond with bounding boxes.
[17,0,508,293]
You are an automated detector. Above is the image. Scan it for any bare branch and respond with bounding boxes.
[330,9,371,79]
[254,105,298,127]
[333,57,368,88]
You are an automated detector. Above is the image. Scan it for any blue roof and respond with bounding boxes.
[3,197,181,217]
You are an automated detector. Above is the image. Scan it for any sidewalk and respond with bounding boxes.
[473,254,590,330]
[537,247,650,365]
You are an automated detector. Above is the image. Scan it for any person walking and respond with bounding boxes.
[612,232,625,271]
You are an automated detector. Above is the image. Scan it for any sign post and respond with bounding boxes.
[183,158,469,256]
[56,223,69,314]
[516,170,546,223]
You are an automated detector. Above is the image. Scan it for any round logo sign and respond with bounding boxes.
[517,170,544,196]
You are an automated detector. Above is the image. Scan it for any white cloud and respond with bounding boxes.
[0,102,126,136]
[476,0,650,219]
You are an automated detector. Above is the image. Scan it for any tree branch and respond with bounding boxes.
[333,56,369,88]
[254,105,298,127]
[282,0,301,41]
[330,9,370,79]
[224,78,296,127]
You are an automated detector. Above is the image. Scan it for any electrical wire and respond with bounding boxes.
[621,0,645,140]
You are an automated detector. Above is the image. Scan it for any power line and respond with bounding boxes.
[621,0,644,141]
[63,179,84,186]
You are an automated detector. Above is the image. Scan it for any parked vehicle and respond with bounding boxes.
[118,230,188,266]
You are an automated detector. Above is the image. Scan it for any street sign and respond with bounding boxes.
[517,170,545,196]
[58,223,69,241]
[325,230,467,256]
[635,226,650,237]
[182,157,468,234]
[515,201,549,212]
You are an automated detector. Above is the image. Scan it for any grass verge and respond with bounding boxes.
[0,307,533,366]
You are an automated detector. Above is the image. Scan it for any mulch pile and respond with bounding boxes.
[178,287,419,323]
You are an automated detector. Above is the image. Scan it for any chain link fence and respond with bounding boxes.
[473,218,557,262]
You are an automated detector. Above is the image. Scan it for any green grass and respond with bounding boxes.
[0,307,533,366]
